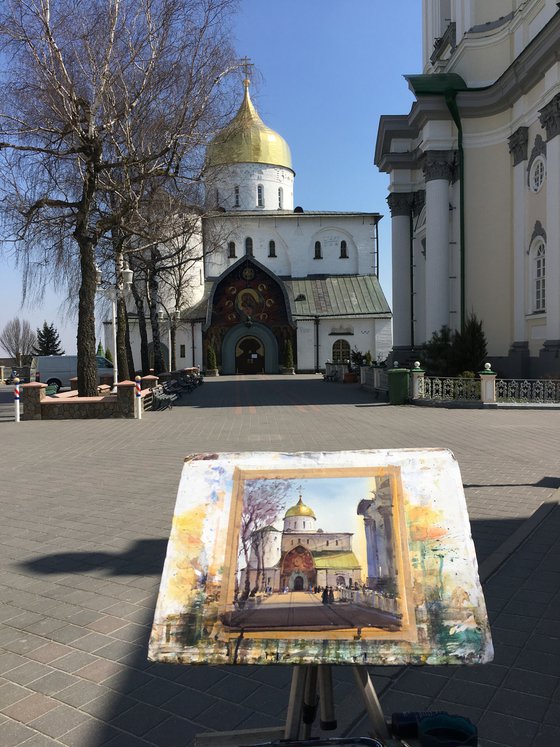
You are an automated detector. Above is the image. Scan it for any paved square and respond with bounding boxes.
[1,376,559,746]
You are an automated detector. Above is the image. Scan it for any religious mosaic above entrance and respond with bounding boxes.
[148,449,493,666]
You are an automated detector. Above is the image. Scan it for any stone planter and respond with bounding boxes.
[281,367,295,375]
[205,369,219,377]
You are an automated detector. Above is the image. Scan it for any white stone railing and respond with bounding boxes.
[339,587,399,614]
[418,376,480,401]
[361,366,389,394]
[495,378,560,403]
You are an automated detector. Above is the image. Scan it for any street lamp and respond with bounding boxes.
[158,307,178,372]
[96,264,133,391]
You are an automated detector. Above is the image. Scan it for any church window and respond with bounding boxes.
[332,339,351,363]
[530,156,546,193]
[307,539,309,544]
[228,241,236,258]
[234,186,240,207]
[179,345,186,358]
[314,241,322,259]
[340,240,348,258]
[245,237,253,256]
[269,240,276,257]
[257,184,264,207]
[303,521,305,528]
[533,240,546,312]
[215,188,220,207]
[278,187,283,209]
[326,540,329,546]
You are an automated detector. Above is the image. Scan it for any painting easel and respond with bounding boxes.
[195,664,391,746]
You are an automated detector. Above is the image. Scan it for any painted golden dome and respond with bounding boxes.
[284,495,316,520]
[206,79,293,170]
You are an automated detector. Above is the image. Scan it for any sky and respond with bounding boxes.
[0,1,422,356]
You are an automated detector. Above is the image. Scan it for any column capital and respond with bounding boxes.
[508,126,528,166]
[387,192,413,217]
[423,150,455,182]
[539,93,560,141]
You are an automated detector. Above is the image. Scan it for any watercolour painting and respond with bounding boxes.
[148,449,493,666]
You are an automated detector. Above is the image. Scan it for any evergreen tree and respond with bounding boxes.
[284,339,294,368]
[34,322,64,356]
[452,313,488,373]
[96,341,104,356]
[207,345,217,370]
[105,348,113,363]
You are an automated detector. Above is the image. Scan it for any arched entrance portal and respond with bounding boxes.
[236,336,264,374]
[293,576,305,591]
[221,323,279,375]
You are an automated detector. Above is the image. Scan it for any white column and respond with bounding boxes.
[387,193,413,349]
[539,95,560,343]
[509,128,528,342]
[424,152,453,340]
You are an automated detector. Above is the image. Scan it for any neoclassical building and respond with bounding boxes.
[375,0,560,376]
[124,76,391,374]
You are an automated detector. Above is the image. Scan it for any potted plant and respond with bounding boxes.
[206,345,219,377]
[281,339,295,375]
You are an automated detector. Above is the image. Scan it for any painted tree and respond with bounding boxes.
[238,479,291,599]
[34,322,65,356]
[0,0,240,395]
[0,318,36,366]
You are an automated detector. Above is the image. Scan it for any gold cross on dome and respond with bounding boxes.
[239,56,254,82]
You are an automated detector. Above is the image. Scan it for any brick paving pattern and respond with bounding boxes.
[0,375,558,746]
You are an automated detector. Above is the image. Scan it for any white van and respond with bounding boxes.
[32,355,114,391]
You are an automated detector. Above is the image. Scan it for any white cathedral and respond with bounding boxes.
[376,0,560,377]
[125,75,392,375]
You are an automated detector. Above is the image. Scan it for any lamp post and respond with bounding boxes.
[158,307,178,372]
[96,265,133,391]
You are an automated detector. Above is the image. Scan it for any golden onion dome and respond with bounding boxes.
[206,79,293,171]
[284,495,316,520]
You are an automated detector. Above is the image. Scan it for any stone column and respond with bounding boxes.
[539,95,560,354]
[508,127,529,345]
[357,499,380,589]
[116,380,136,418]
[410,363,425,400]
[21,382,47,421]
[424,151,454,341]
[387,192,413,351]
[479,364,496,405]
[141,374,159,390]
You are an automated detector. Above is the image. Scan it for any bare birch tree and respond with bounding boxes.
[0,0,239,395]
[0,318,36,365]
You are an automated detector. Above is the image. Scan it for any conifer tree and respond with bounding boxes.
[34,322,64,356]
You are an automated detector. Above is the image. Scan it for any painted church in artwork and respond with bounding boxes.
[122,73,392,374]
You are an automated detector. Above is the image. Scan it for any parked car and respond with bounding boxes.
[31,355,114,392]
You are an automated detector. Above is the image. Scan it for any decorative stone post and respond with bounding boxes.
[424,151,454,340]
[116,380,136,418]
[410,362,425,400]
[479,363,496,405]
[20,382,47,421]
[141,374,159,390]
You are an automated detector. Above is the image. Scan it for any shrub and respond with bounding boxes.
[283,339,294,368]
[207,345,217,370]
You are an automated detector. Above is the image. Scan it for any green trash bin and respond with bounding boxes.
[388,367,410,405]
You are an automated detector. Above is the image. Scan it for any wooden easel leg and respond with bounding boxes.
[352,666,390,741]
[318,665,337,731]
[283,665,307,740]
[302,665,319,738]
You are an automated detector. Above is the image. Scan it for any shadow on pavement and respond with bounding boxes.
[14,514,547,746]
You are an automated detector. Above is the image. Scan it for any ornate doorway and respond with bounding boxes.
[293,575,304,591]
[236,336,265,374]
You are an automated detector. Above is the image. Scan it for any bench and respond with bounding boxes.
[151,385,178,411]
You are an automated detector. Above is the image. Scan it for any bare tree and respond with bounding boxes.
[0,0,239,395]
[0,318,37,366]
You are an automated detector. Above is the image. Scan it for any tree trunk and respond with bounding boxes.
[130,282,150,374]
[116,295,129,381]
[125,306,135,377]
[171,325,177,371]
[76,238,98,396]
[148,268,165,373]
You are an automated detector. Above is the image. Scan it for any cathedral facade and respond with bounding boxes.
[124,76,392,374]
[376,0,560,376]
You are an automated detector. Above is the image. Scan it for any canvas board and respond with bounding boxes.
[148,449,493,666]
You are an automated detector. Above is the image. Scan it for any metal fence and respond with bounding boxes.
[418,376,481,401]
[496,378,560,403]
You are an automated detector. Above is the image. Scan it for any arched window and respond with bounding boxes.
[257,184,264,207]
[314,241,322,259]
[533,240,546,312]
[268,240,276,257]
[245,237,253,256]
[215,189,220,207]
[278,187,283,209]
[340,240,348,258]
[227,241,236,258]
[234,186,240,207]
[332,339,351,363]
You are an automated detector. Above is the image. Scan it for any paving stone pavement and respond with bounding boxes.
[0,375,559,747]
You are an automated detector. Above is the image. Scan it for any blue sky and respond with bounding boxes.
[0,1,422,355]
